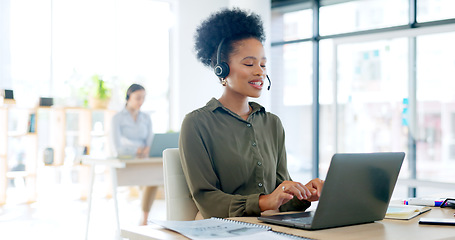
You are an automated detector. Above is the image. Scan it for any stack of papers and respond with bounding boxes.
[151,218,313,239]
[385,205,431,220]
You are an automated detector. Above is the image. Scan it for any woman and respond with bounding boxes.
[179,8,324,219]
[111,83,157,225]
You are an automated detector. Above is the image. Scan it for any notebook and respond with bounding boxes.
[149,132,180,157]
[385,204,431,220]
[258,152,405,230]
[151,218,313,239]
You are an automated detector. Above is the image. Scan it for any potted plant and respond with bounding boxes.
[88,75,112,109]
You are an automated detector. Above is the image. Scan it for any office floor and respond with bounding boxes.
[0,168,166,240]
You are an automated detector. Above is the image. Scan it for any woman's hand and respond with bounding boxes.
[304,178,324,202]
[259,182,294,211]
[136,147,150,158]
[258,179,324,212]
[259,180,311,211]
[142,147,150,158]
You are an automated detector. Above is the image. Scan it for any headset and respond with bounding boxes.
[213,38,271,90]
[214,38,230,79]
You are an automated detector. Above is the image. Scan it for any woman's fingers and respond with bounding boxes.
[306,178,324,196]
[280,181,311,200]
[259,189,294,211]
[276,179,326,204]
[304,178,325,201]
[286,184,306,200]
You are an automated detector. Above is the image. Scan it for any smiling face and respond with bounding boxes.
[224,38,267,99]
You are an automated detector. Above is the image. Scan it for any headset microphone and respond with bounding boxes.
[266,75,271,90]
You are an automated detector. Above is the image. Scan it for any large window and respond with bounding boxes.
[5,0,173,133]
[417,0,455,22]
[272,0,455,196]
[271,7,312,42]
[9,0,51,99]
[335,38,409,154]
[328,38,410,182]
[271,9,313,182]
[320,0,408,36]
[416,32,455,182]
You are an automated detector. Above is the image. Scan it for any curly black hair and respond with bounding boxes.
[194,8,265,68]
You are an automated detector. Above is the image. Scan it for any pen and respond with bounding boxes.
[403,199,445,207]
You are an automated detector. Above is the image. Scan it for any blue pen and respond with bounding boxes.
[404,199,445,207]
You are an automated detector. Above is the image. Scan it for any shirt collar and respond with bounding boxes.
[121,108,130,114]
[121,107,144,118]
[206,97,265,114]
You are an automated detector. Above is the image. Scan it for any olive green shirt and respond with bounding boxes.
[179,98,310,219]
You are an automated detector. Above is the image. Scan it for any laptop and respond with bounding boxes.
[258,152,405,230]
[149,132,180,157]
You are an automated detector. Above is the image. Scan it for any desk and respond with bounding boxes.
[120,207,455,240]
[82,157,163,240]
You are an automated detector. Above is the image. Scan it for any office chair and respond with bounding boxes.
[163,148,199,220]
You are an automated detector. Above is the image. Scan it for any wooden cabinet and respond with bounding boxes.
[0,107,6,204]
[0,105,116,204]
[0,106,38,204]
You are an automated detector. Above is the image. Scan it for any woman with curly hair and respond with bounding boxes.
[179,8,324,219]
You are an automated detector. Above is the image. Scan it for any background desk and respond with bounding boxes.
[121,206,455,240]
[82,157,163,240]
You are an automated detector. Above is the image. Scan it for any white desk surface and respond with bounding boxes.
[81,156,162,168]
[121,206,455,240]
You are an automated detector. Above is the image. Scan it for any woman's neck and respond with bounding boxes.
[218,94,251,120]
[126,105,140,120]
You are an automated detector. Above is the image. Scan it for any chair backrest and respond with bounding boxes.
[163,148,198,221]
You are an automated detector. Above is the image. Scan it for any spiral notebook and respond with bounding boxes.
[151,218,313,240]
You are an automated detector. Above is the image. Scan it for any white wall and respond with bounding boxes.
[171,0,272,131]
[170,0,228,131]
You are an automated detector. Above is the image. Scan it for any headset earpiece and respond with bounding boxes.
[214,38,230,79]
[214,62,230,79]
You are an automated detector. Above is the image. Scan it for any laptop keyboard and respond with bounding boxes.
[283,217,314,225]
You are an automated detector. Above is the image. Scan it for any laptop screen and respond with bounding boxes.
[149,132,180,157]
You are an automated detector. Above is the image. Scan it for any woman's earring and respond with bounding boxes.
[220,78,227,86]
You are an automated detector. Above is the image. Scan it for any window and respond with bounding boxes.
[9,0,51,101]
[330,38,410,175]
[271,42,313,181]
[319,39,336,175]
[416,31,455,182]
[272,0,455,197]
[271,8,312,42]
[320,0,408,36]
[417,0,455,23]
[7,0,173,133]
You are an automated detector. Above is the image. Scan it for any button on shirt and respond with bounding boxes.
[111,108,153,157]
[179,98,310,219]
